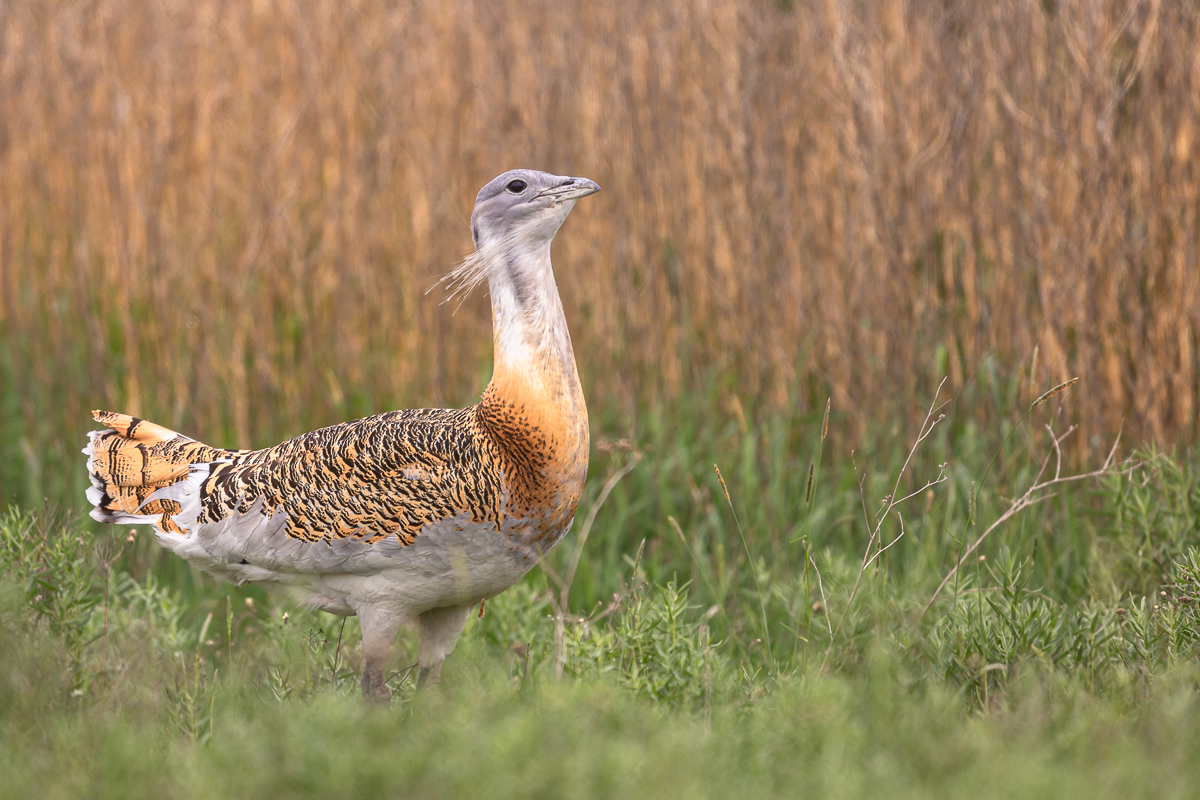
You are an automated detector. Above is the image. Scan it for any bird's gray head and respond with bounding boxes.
[437,169,599,308]
[470,169,600,250]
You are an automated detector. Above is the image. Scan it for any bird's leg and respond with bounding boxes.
[416,604,474,688]
[355,605,403,702]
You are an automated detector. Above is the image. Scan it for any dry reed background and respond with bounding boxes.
[1,0,1197,472]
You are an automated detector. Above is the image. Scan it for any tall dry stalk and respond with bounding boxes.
[0,0,1196,493]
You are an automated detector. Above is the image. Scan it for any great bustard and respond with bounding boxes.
[83,169,599,699]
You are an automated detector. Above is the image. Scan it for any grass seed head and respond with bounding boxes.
[1032,377,1080,408]
[714,464,731,505]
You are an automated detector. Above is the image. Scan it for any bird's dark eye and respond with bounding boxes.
[506,179,527,194]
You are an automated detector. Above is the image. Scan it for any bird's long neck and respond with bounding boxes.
[477,240,589,530]
[486,241,581,401]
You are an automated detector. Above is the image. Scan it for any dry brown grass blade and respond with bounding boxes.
[0,0,1195,460]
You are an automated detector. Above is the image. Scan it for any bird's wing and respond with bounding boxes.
[85,408,506,576]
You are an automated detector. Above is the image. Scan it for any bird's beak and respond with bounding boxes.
[537,177,601,203]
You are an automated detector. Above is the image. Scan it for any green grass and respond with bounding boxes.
[10,655,1200,799]
[4,368,1200,797]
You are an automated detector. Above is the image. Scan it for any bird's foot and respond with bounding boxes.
[361,670,392,703]
[416,662,443,689]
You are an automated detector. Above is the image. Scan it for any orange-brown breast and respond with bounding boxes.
[477,361,589,540]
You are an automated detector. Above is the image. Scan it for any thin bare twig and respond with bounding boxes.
[715,463,774,667]
[920,426,1137,619]
[668,515,722,606]
[563,454,642,595]
[864,511,907,572]
[821,380,949,671]
[541,453,642,678]
[808,550,833,640]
